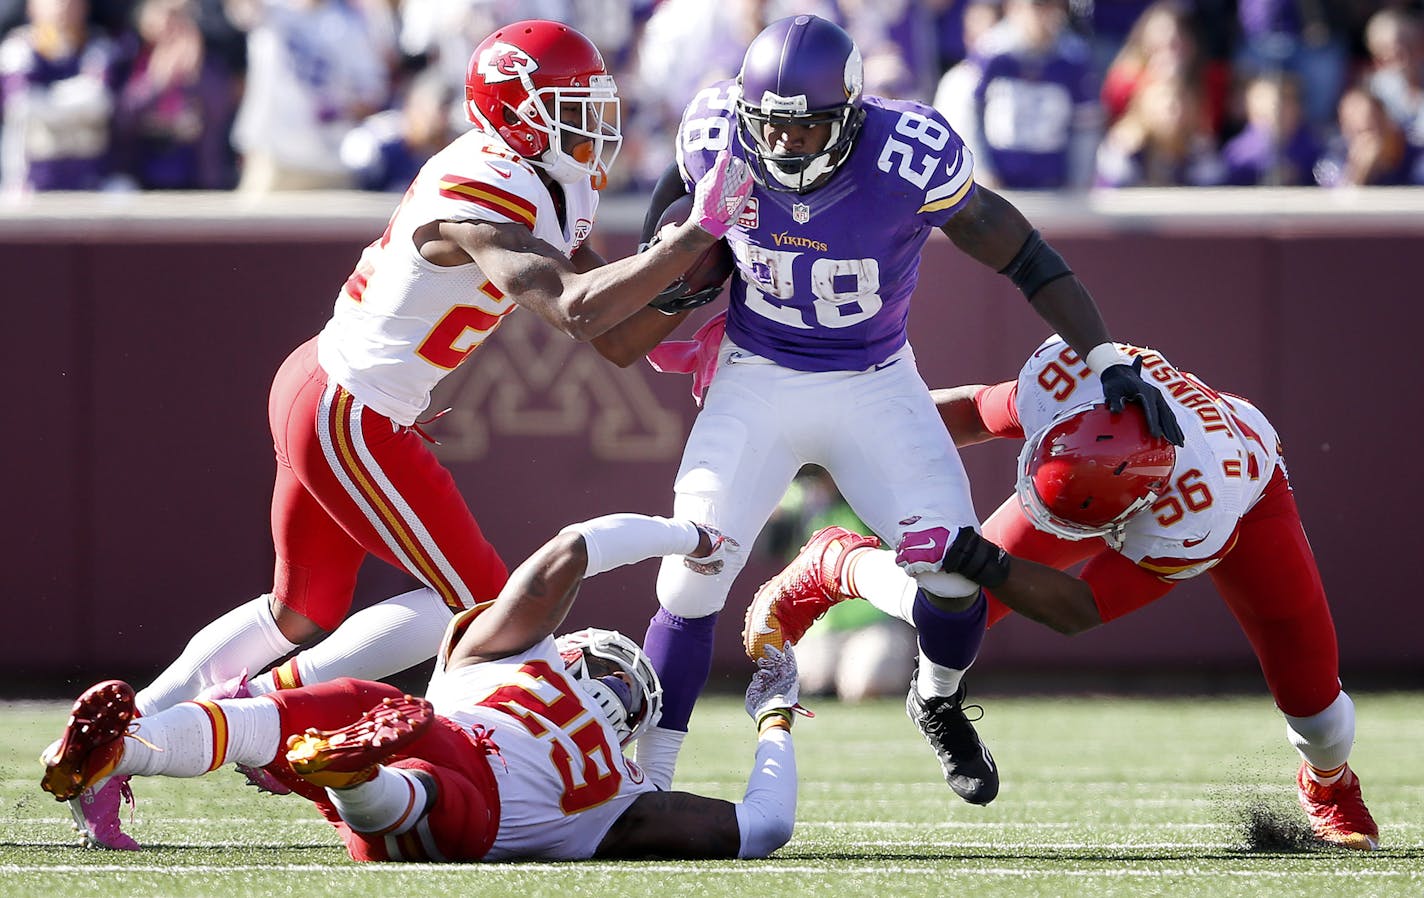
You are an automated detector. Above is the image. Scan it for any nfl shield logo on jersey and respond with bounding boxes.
[792,202,811,224]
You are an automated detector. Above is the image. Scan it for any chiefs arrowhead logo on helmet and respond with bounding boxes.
[478,42,540,83]
[465,21,621,184]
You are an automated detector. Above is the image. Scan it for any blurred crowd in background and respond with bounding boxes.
[3,0,1423,196]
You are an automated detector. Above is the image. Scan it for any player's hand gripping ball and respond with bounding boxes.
[642,193,737,314]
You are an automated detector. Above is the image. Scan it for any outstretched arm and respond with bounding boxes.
[931,385,995,447]
[910,526,1103,634]
[589,162,712,366]
[941,188,1183,445]
[590,305,697,367]
[425,216,715,342]
[594,789,742,859]
[940,187,1110,356]
[446,515,727,667]
[418,154,750,344]
[570,238,699,367]
[596,646,802,859]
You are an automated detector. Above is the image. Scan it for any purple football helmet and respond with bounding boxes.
[735,15,865,193]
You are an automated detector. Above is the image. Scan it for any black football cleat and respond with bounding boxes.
[906,679,999,805]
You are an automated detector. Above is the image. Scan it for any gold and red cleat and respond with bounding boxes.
[743,525,880,660]
[1297,762,1380,851]
[41,680,136,803]
[286,695,434,790]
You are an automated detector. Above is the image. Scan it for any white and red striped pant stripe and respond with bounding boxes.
[267,338,507,630]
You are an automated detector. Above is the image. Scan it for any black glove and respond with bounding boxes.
[1100,357,1186,446]
[649,281,724,314]
[942,527,1011,590]
[638,239,725,315]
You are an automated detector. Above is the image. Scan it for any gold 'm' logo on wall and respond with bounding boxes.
[425,311,688,462]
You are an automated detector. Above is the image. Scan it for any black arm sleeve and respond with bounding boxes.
[998,229,1073,301]
[640,161,692,245]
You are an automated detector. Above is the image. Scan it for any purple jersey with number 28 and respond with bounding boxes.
[676,80,977,372]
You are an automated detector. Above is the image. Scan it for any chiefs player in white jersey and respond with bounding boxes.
[748,334,1379,851]
[63,20,755,850]
[43,513,804,862]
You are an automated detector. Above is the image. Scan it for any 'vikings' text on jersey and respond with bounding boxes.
[676,82,976,372]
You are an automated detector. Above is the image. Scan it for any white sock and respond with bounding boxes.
[326,767,432,835]
[844,549,918,623]
[1287,690,1356,777]
[735,727,796,859]
[916,656,965,700]
[136,595,299,716]
[633,725,687,791]
[561,514,702,577]
[246,588,450,697]
[117,697,281,778]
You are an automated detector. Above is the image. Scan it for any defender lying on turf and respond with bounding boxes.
[43,513,806,861]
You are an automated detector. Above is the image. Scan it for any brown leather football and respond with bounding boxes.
[649,193,736,312]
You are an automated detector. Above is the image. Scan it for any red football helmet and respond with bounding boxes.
[465,20,621,185]
[1016,403,1177,543]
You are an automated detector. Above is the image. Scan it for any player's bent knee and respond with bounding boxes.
[273,558,358,632]
[655,554,734,618]
[915,570,980,603]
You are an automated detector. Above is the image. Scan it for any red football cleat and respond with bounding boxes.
[743,525,880,660]
[1297,762,1380,851]
[40,679,141,850]
[285,695,434,790]
[41,680,136,803]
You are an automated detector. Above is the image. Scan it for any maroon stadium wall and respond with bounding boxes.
[6,194,1420,690]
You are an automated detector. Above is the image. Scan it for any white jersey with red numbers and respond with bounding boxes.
[424,630,655,861]
[317,128,599,425]
[1014,336,1282,579]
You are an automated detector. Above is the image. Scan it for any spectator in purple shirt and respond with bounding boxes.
[112,0,238,189]
[969,0,1101,189]
[933,0,1003,143]
[1221,73,1321,186]
[0,0,121,192]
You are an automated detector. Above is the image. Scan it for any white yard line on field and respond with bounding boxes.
[0,864,1415,879]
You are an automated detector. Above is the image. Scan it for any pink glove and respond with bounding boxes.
[894,525,954,575]
[690,151,753,239]
[646,310,728,407]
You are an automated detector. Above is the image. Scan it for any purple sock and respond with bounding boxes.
[911,588,987,670]
[642,607,718,732]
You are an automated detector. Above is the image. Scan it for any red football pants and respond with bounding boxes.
[267,338,508,630]
[266,678,500,861]
[982,468,1341,717]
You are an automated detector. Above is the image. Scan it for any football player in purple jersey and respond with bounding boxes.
[604,14,1184,805]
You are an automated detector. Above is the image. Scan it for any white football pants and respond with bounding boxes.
[656,337,980,619]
